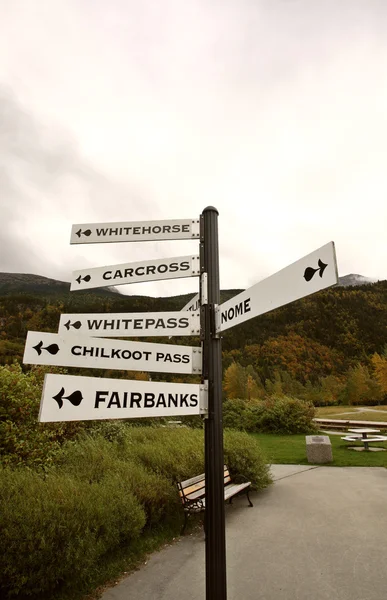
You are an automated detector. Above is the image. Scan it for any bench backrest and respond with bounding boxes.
[178,465,232,506]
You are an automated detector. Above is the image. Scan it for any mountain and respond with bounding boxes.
[338,274,379,287]
[1,271,387,381]
[0,272,121,298]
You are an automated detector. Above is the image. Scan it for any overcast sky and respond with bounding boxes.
[1,0,386,298]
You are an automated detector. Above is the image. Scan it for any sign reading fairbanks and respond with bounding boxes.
[23,332,202,375]
[218,242,338,332]
[71,255,200,291]
[70,218,200,244]
[39,374,207,422]
[58,311,200,338]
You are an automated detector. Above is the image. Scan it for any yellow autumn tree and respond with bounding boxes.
[223,362,246,399]
[371,353,387,395]
[223,362,264,401]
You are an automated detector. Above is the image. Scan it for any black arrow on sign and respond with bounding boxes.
[303,259,328,282]
[32,342,60,356]
[76,229,92,238]
[64,320,82,331]
[76,274,91,285]
[53,388,83,409]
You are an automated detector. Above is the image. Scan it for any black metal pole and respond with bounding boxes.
[201,206,227,600]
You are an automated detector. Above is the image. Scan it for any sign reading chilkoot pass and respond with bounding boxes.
[58,311,200,338]
[70,218,200,244]
[218,242,338,333]
[23,332,202,375]
[39,374,207,422]
[70,255,200,291]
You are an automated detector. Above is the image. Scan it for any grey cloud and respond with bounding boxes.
[0,87,156,279]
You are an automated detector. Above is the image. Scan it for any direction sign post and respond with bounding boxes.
[58,311,200,338]
[39,374,207,422]
[70,255,200,291]
[217,242,338,333]
[24,331,202,375]
[25,210,339,600]
[70,218,200,244]
[201,207,227,600]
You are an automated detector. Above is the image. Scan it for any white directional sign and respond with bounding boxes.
[39,374,207,422]
[58,311,200,338]
[218,242,338,333]
[70,218,200,244]
[181,292,200,312]
[23,332,202,375]
[71,255,200,291]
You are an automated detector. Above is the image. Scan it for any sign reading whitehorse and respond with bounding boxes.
[24,332,202,374]
[70,255,200,291]
[39,374,207,422]
[218,242,338,332]
[58,311,200,338]
[70,218,200,244]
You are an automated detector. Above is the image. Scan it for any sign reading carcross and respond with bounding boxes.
[218,242,338,332]
[23,332,202,374]
[70,255,200,291]
[39,374,207,422]
[70,218,200,244]
[58,311,200,337]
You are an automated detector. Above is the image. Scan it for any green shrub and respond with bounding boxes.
[120,426,204,481]
[121,426,271,490]
[57,435,176,526]
[223,398,247,429]
[223,396,316,434]
[0,364,84,468]
[254,395,317,434]
[0,426,271,598]
[0,467,145,598]
[224,429,271,489]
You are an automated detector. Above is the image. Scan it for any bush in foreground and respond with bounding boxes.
[0,426,271,599]
[223,395,317,434]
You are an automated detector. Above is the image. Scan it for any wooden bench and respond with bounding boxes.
[177,465,253,534]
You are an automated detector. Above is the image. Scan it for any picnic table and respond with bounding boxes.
[342,428,387,451]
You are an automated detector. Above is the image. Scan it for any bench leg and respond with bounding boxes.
[181,512,189,535]
[246,490,253,507]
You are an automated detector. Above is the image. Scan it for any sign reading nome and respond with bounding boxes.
[71,255,200,291]
[218,242,338,332]
[39,374,207,422]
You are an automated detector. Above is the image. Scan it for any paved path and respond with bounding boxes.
[100,465,387,600]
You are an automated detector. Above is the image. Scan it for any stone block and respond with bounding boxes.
[305,435,333,464]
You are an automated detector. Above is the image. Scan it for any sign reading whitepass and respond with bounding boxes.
[24,332,202,374]
[70,218,200,244]
[58,311,200,338]
[218,242,338,332]
[39,374,207,422]
[71,255,200,291]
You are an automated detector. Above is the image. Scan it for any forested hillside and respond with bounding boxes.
[1,274,387,403]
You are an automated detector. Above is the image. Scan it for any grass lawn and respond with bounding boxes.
[316,405,387,422]
[316,406,359,416]
[253,433,387,467]
[332,412,387,422]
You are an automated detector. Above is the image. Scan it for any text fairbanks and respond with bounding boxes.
[95,390,199,409]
